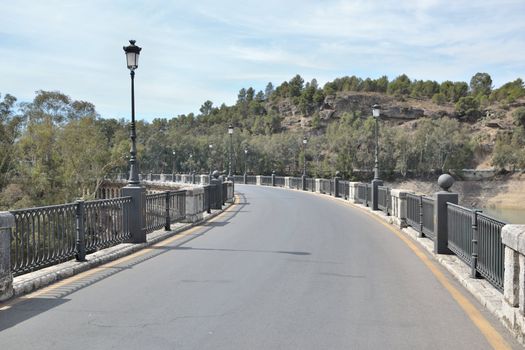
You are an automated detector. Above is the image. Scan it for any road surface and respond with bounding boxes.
[0,185,521,349]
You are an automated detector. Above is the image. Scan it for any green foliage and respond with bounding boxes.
[455,96,480,120]
[490,79,525,104]
[387,74,412,96]
[470,72,493,97]
[513,107,525,127]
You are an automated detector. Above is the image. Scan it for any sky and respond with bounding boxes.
[1,0,524,121]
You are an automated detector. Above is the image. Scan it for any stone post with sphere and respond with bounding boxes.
[433,174,458,254]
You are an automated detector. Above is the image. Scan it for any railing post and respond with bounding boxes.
[244,173,247,184]
[470,210,481,278]
[371,178,383,210]
[419,195,424,238]
[75,200,86,261]
[271,171,276,187]
[121,184,146,243]
[301,175,306,191]
[165,191,171,231]
[0,212,14,301]
[334,174,340,198]
[433,174,457,254]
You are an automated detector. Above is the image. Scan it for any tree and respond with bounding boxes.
[264,82,274,99]
[470,72,492,97]
[289,74,305,97]
[0,93,22,193]
[387,74,412,96]
[199,100,214,116]
[513,107,525,127]
[455,96,480,120]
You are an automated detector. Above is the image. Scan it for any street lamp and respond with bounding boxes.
[244,148,248,175]
[302,137,308,176]
[371,103,383,210]
[172,150,176,174]
[208,144,213,176]
[228,124,233,177]
[189,153,193,174]
[123,40,142,185]
[372,104,381,180]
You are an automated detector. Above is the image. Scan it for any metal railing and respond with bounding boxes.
[233,175,244,183]
[447,203,473,266]
[274,176,285,187]
[10,197,132,276]
[406,193,421,232]
[84,197,132,252]
[260,176,272,186]
[477,213,505,292]
[290,177,302,190]
[246,175,257,185]
[306,178,315,191]
[338,180,349,199]
[319,179,331,194]
[169,190,186,223]
[377,186,390,214]
[145,192,167,234]
[421,197,435,239]
[357,183,367,204]
[366,184,372,206]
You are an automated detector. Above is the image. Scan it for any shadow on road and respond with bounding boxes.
[0,297,70,332]
[173,246,311,256]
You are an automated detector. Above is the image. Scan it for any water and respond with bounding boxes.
[481,207,525,224]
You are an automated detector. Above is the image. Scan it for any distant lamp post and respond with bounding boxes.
[371,103,383,210]
[189,153,193,174]
[228,124,233,178]
[244,149,248,175]
[123,40,142,185]
[172,150,176,174]
[208,144,213,176]
[302,137,308,176]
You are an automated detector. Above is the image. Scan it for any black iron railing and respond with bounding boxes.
[338,180,349,199]
[319,179,331,194]
[366,184,372,207]
[406,193,421,232]
[357,183,367,204]
[145,192,167,233]
[246,175,257,185]
[477,213,505,292]
[306,178,315,191]
[447,203,473,266]
[274,176,285,187]
[169,190,186,223]
[422,197,435,239]
[84,197,132,252]
[378,186,391,214]
[290,177,302,190]
[10,197,132,276]
[260,176,272,186]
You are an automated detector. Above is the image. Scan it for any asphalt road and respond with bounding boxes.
[0,185,521,349]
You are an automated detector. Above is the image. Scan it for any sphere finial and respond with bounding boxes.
[438,174,454,191]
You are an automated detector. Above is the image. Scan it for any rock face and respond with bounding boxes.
[321,93,425,120]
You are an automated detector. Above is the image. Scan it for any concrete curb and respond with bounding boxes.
[243,185,516,344]
[10,201,234,300]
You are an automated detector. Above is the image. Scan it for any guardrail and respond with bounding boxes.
[275,176,285,187]
[261,176,272,186]
[10,197,132,277]
[377,186,390,214]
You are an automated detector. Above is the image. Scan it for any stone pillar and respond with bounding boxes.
[371,179,384,211]
[284,177,291,189]
[160,173,166,182]
[271,172,276,187]
[433,174,457,254]
[210,176,223,210]
[0,212,15,301]
[121,185,146,243]
[315,178,321,193]
[390,189,412,228]
[184,187,205,223]
[256,175,262,186]
[348,182,358,203]
[225,181,234,202]
[243,173,247,184]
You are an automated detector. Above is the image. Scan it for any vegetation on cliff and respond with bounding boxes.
[1,72,524,208]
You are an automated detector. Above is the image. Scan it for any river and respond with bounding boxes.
[482,207,525,224]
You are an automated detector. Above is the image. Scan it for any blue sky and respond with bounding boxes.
[1,0,524,121]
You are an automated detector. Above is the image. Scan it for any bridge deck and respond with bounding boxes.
[0,185,520,349]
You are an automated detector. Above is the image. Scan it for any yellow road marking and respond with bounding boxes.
[323,194,511,350]
[0,196,238,311]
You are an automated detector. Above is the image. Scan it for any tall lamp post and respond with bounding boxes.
[228,124,233,178]
[371,103,383,210]
[244,148,248,175]
[208,144,213,176]
[123,40,142,185]
[121,39,146,244]
[302,137,308,176]
[172,150,176,175]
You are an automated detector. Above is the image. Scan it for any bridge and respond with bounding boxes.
[1,173,525,348]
